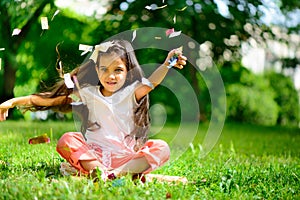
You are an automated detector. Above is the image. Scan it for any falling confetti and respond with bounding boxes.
[29,134,50,144]
[165,28,175,37]
[0,58,2,70]
[41,17,49,30]
[73,75,81,90]
[155,36,162,40]
[79,44,93,56]
[0,48,5,51]
[145,4,167,10]
[12,28,21,36]
[64,73,75,89]
[177,6,187,11]
[169,30,181,38]
[173,15,176,24]
[51,10,60,21]
[132,30,137,42]
[57,61,64,78]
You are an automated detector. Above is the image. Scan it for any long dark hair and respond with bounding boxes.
[27,40,150,150]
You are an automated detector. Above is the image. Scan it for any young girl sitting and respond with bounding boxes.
[0,39,187,181]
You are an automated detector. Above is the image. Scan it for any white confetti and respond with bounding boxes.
[169,30,181,38]
[0,48,5,51]
[132,30,137,42]
[12,28,21,36]
[145,4,167,10]
[155,36,162,40]
[173,15,176,24]
[64,73,74,89]
[51,10,60,21]
[0,58,2,70]
[79,44,93,51]
[41,17,49,30]
[79,44,93,56]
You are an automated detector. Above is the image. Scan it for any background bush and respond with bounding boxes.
[265,72,299,126]
[222,64,279,126]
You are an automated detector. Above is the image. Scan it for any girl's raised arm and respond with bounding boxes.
[135,48,187,101]
[0,94,72,121]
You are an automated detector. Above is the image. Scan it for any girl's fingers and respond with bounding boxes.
[0,109,9,121]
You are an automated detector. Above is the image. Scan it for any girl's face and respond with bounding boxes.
[96,52,128,96]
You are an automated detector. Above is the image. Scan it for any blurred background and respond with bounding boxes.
[0,0,299,127]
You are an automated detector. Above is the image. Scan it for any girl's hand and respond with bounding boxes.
[164,48,187,69]
[0,100,14,121]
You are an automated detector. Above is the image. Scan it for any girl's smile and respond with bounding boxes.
[96,53,128,96]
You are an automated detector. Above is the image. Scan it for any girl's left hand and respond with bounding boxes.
[0,100,14,121]
[164,48,187,69]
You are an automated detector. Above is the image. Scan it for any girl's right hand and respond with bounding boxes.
[0,100,14,121]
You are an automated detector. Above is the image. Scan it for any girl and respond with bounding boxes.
[0,40,187,181]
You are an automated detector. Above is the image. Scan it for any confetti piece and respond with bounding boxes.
[79,44,93,52]
[64,73,75,88]
[73,75,81,90]
[0,58,2,70]
[51,10,60,21]
[29,134,50,144]
[79,44,93,56]
[57,61,64,78]
[156,5,167,9]
[0,48,5,51]
[166,28,175,37]
[112,179,125,187]
[132,30,137,42]
[173,15,176,24]
[69,94,80,101]
[177,46,183,52]
[41,17,49,30]
[177,6,187,11]
[169,30,181,38]
[155,36,162,40]
[145,4,167,10]
[167,46,183,68]
[12,28,21,36]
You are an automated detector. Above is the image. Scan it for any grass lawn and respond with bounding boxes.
[0,120,299,199]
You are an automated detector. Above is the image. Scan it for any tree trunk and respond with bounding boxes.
[0,0,51,103]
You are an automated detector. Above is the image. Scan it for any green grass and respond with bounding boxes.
[0,121,299,199]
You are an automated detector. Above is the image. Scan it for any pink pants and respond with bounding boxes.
[56,132,170,174]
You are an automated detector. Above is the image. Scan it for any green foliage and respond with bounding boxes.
[266,71,299,126]
[221,63,299,127]
[227,83,279,125]
[0,121,299,199]
[222,64,279,125]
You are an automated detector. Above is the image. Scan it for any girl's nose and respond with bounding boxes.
[108,72,116,79]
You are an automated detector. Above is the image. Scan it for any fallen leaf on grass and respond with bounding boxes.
[29,134,50,144]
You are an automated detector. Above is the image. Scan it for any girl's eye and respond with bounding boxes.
[100,67,107,72]
[115,68,123,73]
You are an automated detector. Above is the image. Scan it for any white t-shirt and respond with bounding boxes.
[79,81,140,153]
